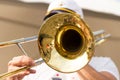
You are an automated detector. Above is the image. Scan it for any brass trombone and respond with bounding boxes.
[0,12,110,79]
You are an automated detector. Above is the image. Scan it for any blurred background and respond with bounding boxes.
[0,0,120,75]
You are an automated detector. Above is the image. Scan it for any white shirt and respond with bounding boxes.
[23,57,120,80]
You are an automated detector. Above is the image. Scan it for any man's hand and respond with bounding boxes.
[6,55,36,80]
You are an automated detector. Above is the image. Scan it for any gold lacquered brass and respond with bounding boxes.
[38,13,94,73]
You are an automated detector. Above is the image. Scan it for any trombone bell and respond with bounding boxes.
[38,13,95,73]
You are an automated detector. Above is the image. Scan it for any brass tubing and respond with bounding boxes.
[0,36,38,47]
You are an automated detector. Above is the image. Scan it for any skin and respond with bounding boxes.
[6,55,36,80]
[77,65,116,80]
[6,55,116,80]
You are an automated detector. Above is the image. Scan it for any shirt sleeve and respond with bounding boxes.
[89,56,120,80]
[23,63,80,80]
[23,63,58,80]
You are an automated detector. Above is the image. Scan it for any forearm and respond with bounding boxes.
[77,65,116,80]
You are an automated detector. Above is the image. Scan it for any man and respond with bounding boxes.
[6,0,119,80]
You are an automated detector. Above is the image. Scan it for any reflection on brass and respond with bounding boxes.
[38,13,94,73]
[38,13,95,72]
[0,12,110,79]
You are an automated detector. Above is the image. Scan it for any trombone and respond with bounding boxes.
[0,12,110,79]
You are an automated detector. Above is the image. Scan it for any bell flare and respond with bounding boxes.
[38,13,94,73]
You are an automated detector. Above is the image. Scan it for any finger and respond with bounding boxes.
[27,68,36,74]
[8,55,35,67]
[8,65,20,71]
[7,69,36,80]
[15,69,36,79]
